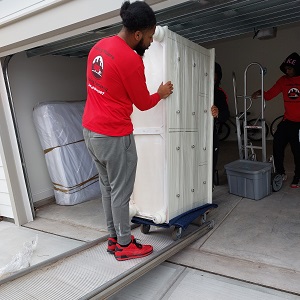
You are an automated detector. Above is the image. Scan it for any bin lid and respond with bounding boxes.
[224,159,272,174]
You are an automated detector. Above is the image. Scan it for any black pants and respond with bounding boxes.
[273,119,300,177]
[213,129,219,184]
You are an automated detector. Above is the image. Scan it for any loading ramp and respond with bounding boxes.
[0,219,214,299]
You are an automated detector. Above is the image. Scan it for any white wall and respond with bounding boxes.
[7,52,87,203]
[204,23,300,140]
[0,141,13,219]
[0,57,13,218]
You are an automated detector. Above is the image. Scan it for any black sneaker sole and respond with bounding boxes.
[114,249,153,261]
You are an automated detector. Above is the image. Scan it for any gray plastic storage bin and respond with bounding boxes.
[224,160,272,200]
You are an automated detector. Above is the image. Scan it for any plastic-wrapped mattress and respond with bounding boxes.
[33,101,101,205]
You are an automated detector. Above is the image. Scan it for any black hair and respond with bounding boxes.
[120,1,156,32]
[215,62,222,87]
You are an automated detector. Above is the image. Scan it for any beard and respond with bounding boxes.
[134,39,148,57]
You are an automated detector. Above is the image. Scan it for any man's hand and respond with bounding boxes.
[157,81,173,99]
[211,105,219,118]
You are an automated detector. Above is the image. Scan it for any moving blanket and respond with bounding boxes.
[33,101,101,205]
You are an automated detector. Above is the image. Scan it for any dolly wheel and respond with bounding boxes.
[172,227,182,241]
[272,173,283,192]
[140,224,150,234]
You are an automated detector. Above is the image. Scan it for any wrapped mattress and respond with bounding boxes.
[33,101,101,205]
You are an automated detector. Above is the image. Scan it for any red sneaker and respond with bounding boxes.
[107,237,118,254]
[290,176,300,188]
[107,235,135,254]
[114,237,153,261]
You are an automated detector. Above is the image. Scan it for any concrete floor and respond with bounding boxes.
[168,140,300,294]
[0,141,299,298]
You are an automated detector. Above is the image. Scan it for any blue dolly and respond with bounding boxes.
[131,203,218,240]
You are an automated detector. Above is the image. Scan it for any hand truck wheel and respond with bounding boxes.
[172,227,182,241]
[140,224,151,234]
[272,173,283,192]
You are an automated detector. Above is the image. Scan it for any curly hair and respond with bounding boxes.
[120,1,156,32]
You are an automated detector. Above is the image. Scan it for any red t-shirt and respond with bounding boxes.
[82,35,161,136]
[264,75,300,122]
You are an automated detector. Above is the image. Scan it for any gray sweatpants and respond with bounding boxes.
[83,128,137,245]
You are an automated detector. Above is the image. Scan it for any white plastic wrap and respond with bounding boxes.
[33,101,101,205]
[130,27,214,223]
[0,235,38,278]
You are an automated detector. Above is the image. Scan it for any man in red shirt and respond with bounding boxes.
[83,1,173,261]
[252,52,300,188]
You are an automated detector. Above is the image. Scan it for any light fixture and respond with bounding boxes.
[253,27,277,40]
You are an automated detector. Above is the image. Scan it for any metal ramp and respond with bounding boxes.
[0,221,214,299]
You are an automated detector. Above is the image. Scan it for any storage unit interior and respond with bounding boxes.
[6,53,87,204]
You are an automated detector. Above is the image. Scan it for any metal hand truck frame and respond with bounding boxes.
[232,62,283,192]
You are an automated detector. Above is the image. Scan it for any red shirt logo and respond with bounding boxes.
[288,87,300,99]
[92,56,104,79]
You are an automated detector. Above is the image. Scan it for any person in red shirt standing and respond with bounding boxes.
[82,1,173,261]
[252,52,300,188]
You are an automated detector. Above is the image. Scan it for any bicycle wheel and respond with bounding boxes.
[270,115,284,137]
[247,118,269,141]
[216,122,230,141]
